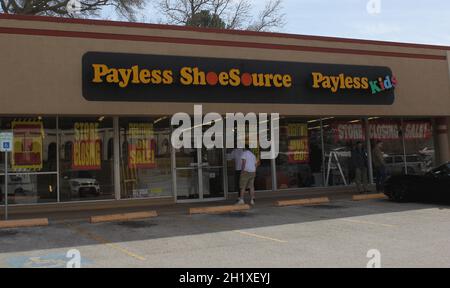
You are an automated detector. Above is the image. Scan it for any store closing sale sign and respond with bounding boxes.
[82,52,396,105]
[287,123,309,163]
[334,121,432,141]
[72,122,101,170]
[128,123,156,169]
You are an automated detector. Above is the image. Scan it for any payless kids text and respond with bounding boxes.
[311,72,397,95]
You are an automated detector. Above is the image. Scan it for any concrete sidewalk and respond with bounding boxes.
[0,188,362,223]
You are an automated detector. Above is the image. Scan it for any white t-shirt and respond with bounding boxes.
[241,150,257,173]
[228,149,244,171]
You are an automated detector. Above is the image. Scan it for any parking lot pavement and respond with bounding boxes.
[1,199,450,268]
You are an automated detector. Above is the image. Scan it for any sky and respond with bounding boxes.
[106,0,450,46]
[277,0,450,45]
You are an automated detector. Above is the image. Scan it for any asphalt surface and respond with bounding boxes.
[1,198,450,268]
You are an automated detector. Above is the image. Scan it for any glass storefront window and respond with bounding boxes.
[253,148,272,191]
[119,117,172,199]
[322,117,366,186]
[59,117,114,202]
[202,147,225,199]
[226,122,273,192]
[174,118,225,201]
[276,117,323,189]
[402,118,435,175]
[368,118,405,177]
[0,115,439,205]
[226,150,271,192]
[0,117,57,204]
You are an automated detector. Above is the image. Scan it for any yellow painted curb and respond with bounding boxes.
[90,211,158,224]
[0,218,49,229]
[352,193,387,201]
[189,204,250,215]
[275,197,330,207]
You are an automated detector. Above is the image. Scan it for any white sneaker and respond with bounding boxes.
[250,199,255,206]
[236,199,245,205]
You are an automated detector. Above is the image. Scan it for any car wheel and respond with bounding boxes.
[390,183,409,202]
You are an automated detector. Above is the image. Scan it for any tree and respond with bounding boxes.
[157,0,285,32]
[0,0,145,21]
[186,9,226,29]
[247,0,285,32]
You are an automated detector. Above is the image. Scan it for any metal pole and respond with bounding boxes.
[4,151,8,220]
[320,119,326,186]
[364,118,374,184]
[400,118,408,175]
[56,116,60,203]
[113,117,121,200]
[222,132,229,199]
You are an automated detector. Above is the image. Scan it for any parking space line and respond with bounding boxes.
[234,230,288,243]
[339,218,396,228]
[67,224,146,262]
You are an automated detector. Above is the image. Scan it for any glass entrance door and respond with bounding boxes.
[173,124,226,202]
[174,146,201,200]
[201,146,225,200]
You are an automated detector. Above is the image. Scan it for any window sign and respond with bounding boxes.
[12,120,43,170]
[287,123,310,164]
[72,122,101,170]
[334,121,432,142]
[128,123,156,169]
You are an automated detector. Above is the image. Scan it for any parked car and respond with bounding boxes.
[0,175,37,204]
[384,154,427,175]
[62,171,100,198]
[384,162,450,202]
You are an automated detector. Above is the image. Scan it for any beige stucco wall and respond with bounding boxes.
[0,17,449,117]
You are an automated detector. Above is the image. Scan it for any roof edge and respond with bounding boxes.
[0,13,450,51]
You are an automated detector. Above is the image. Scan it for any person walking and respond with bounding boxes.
[236,148,257,206]
[351,141,369,194]
[372,141,387,193]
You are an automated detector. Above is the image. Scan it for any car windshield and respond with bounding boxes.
[72,171,94,179]
[406,156,419,162]
[395,156,404,163]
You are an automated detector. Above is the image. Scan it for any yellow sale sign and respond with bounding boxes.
[12,120,44,170]
[287,123,309,164]
[128,123,156,169]
[72,122,101,170]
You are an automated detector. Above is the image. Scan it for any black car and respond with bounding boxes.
[384,162,450,202]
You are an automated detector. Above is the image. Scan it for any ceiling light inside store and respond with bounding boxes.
[308,117,335,124]
[154,116,168,124]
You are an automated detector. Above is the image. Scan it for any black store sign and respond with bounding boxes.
[82,52,396,105]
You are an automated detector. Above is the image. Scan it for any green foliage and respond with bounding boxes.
[186,10,226,29]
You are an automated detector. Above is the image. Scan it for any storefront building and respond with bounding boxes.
[0,14,450,209]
